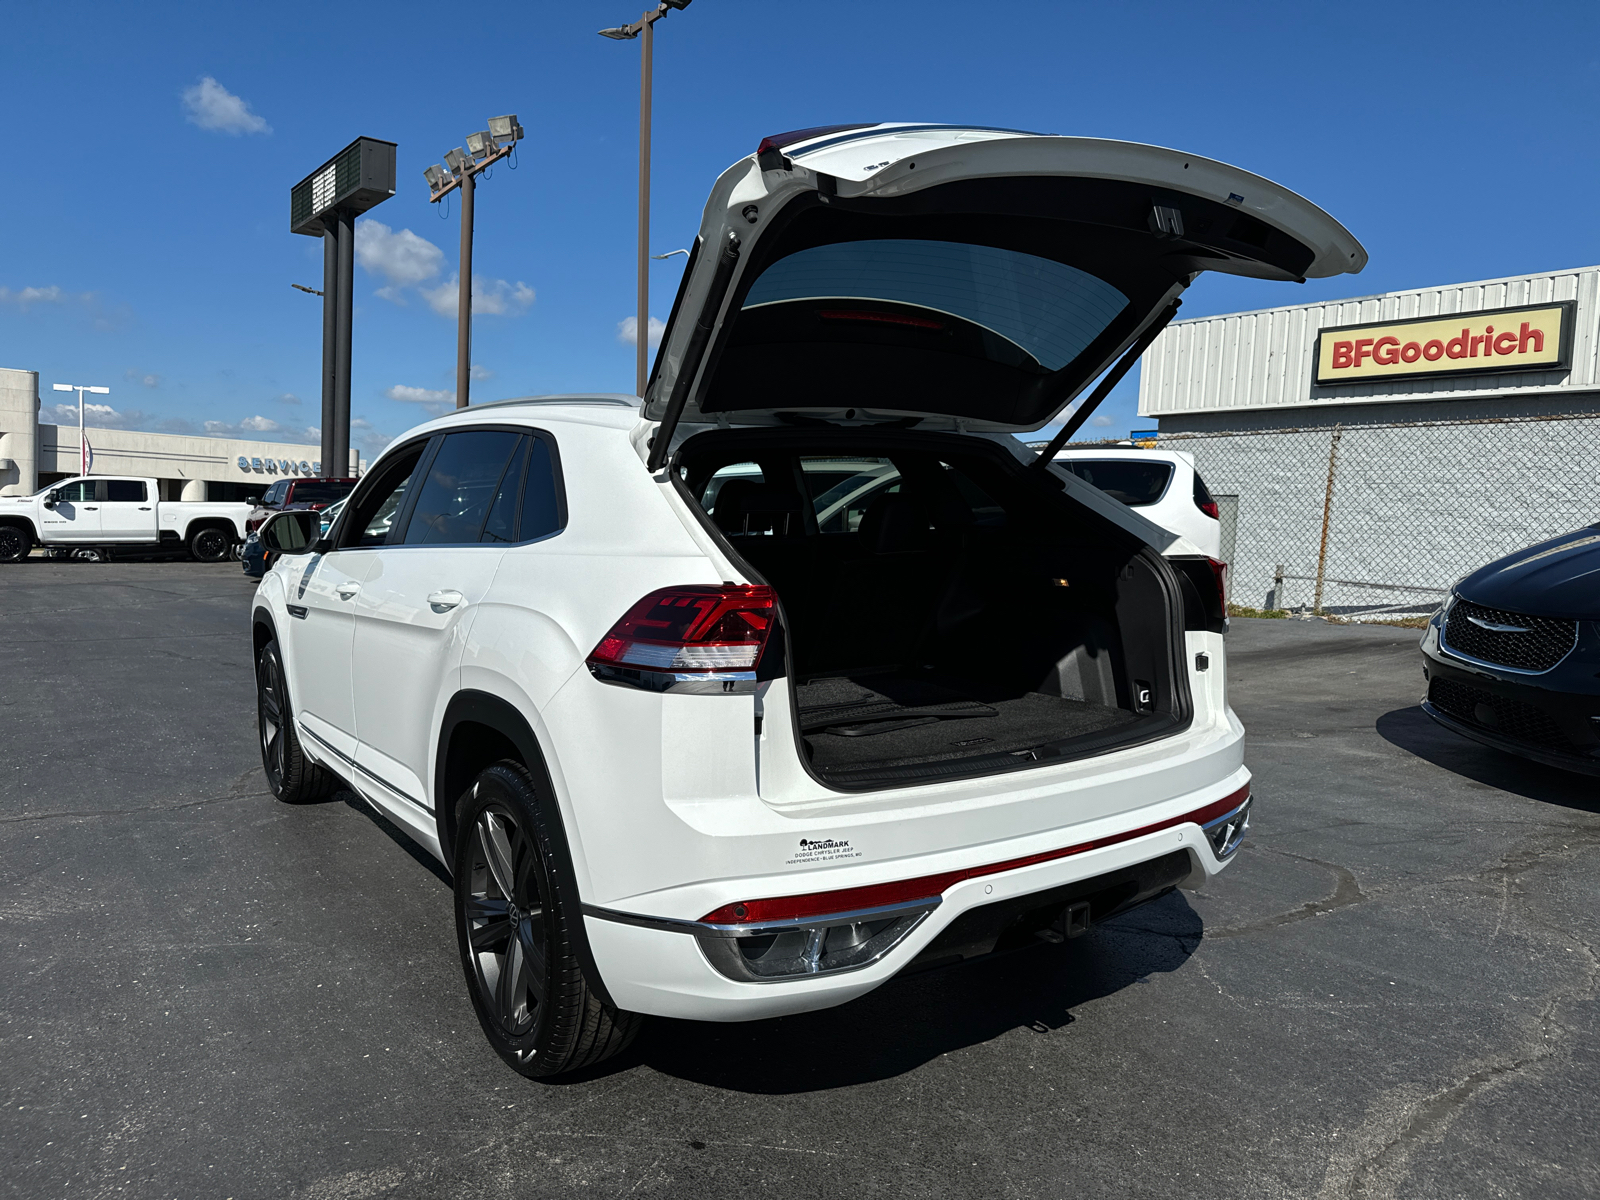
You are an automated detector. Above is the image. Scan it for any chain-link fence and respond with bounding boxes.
[1072,411,1600,617]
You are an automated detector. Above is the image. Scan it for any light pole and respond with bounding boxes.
[424,115,525,409]
[51,383,108,476]
[600,0,693,398]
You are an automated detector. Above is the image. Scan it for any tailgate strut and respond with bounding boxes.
[1029,299,1181,470]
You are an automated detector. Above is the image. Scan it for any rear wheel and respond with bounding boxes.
[188,525,231,563]
[454,762,641,1078]
[256,639,335,803]
[0,525,30,563]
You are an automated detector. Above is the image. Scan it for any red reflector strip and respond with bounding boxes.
[817,309,944,330]
[700,785,1250,924]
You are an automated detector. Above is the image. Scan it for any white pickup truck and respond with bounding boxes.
[0,475,252,563]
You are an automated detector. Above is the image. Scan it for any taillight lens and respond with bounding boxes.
[588,585,777,674]
[1196,497,1220,520]
[1206,557,1227,605]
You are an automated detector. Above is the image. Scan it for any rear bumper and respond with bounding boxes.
[584,783,1250,1021]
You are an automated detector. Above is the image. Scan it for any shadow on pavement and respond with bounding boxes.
[623,889,1202,1094]
[1376,705,1600,814]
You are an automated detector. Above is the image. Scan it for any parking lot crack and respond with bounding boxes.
[1205,848,1367,940]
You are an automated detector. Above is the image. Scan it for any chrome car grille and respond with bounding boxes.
[1442,599,1577,674]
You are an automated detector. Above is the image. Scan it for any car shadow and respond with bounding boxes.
[607,889,1202,1094]
[339,789,454,888]
[1376,705,1600,814]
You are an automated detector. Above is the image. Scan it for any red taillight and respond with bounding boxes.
[1196,498,1220,520]
[701,786,1251,924]
[1206,557,1227,604]
[588,584,777,675]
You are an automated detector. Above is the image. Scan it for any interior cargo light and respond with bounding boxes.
[586,584,777,693]
[701,785,1251,925]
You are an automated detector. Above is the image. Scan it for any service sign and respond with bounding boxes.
[1313,301,1574,386]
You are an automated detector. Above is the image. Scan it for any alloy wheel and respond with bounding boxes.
[0,527,27,562]
[463,807,549,1043]
[257,649,287,790]
[193,528,228,562]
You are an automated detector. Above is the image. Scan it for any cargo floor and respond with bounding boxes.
[794,674,1139,781]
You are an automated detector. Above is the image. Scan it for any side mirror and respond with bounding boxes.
[259,509,320,555]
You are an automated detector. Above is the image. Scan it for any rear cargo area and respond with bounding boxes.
[677,431,1193,787]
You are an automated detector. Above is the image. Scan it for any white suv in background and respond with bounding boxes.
[251,123,1363,1078]
[1053,448,1223,559]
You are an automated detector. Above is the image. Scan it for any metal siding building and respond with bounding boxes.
[1131,266,1600,614]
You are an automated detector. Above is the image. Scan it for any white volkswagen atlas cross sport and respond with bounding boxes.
[251,123,1365,1078]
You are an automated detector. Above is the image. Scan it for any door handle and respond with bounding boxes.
[335,582,361,599]
[427,589,465,612]
[84,506,98,510]
[138,507,151,511]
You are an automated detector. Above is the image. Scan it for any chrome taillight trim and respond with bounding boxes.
[586,663,758,694]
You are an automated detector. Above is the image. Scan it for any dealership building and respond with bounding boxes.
[0,366,362,502]
[1134,264,1600,612]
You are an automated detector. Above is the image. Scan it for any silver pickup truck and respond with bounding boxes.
[0,475,252,563]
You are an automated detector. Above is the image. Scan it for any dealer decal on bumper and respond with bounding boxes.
[786,837,862,867]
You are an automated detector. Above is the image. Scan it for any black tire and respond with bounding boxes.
[256,639,336,803]
[188,525,232,563]
[0,525,30,563]
[454,762,641,1078]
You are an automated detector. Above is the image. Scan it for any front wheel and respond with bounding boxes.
[188,525,231,563]
[454,762,641,1078]
[256,639,335,803]
[0,525,30,563]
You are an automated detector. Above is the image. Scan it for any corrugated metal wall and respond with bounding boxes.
[1138,265,1600,417]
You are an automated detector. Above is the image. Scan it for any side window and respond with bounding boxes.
[263,480,288,506]
[105,480,146,502]
[340,443,428,549]
[804,458,901,533]
[516,436,562,542]
[55,481,94,502]
[403,430,525,545]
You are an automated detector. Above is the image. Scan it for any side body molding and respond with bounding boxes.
[434,689,616,1008]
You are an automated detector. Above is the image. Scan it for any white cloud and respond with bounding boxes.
[41,401,123,425]
[421,275,535,319]
[356,220,446,294]
[124,368,161,388]
[470,363,494,380]
[201,416,319,444]
[385,384,455,416]
[0,285,67,310]
[351,416,397,459]
[1090,414,1114,427]
[181,76,271,135]
[275,392,301,406]
[617,315,666,349]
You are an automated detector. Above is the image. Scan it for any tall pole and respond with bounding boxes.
[77,387,85,476]
[456,170,475,409]
[636,15,654,397]
[320,230,338,477]
[333,211,355,478]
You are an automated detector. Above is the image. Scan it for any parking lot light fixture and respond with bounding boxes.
[425,116,526,408]
[600,1,696,397]
[53,383,109,475]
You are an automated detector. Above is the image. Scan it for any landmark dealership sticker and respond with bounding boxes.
[787,837,861,866]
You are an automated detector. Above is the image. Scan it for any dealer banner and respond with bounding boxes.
[1314,301,1574,385]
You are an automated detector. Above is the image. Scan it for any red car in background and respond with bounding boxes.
[246,477,358,532]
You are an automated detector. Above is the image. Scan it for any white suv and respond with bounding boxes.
[251,123,1363,1078]
[1053,449,1223,559]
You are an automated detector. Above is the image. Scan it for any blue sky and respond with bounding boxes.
[5,1,1599,455]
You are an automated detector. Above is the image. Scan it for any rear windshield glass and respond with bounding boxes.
[290,481,353,504]
[742,239,1129,371]
[1061,459,1173,506]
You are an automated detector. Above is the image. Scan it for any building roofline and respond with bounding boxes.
[1169,263,1600,326]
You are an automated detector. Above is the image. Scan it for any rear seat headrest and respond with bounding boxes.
[859,491,935,553]
[712,479,804,535]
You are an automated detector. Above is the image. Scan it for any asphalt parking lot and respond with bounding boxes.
[3,561,1597,1199]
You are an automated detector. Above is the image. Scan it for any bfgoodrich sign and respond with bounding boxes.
[1313,301,1574,386]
